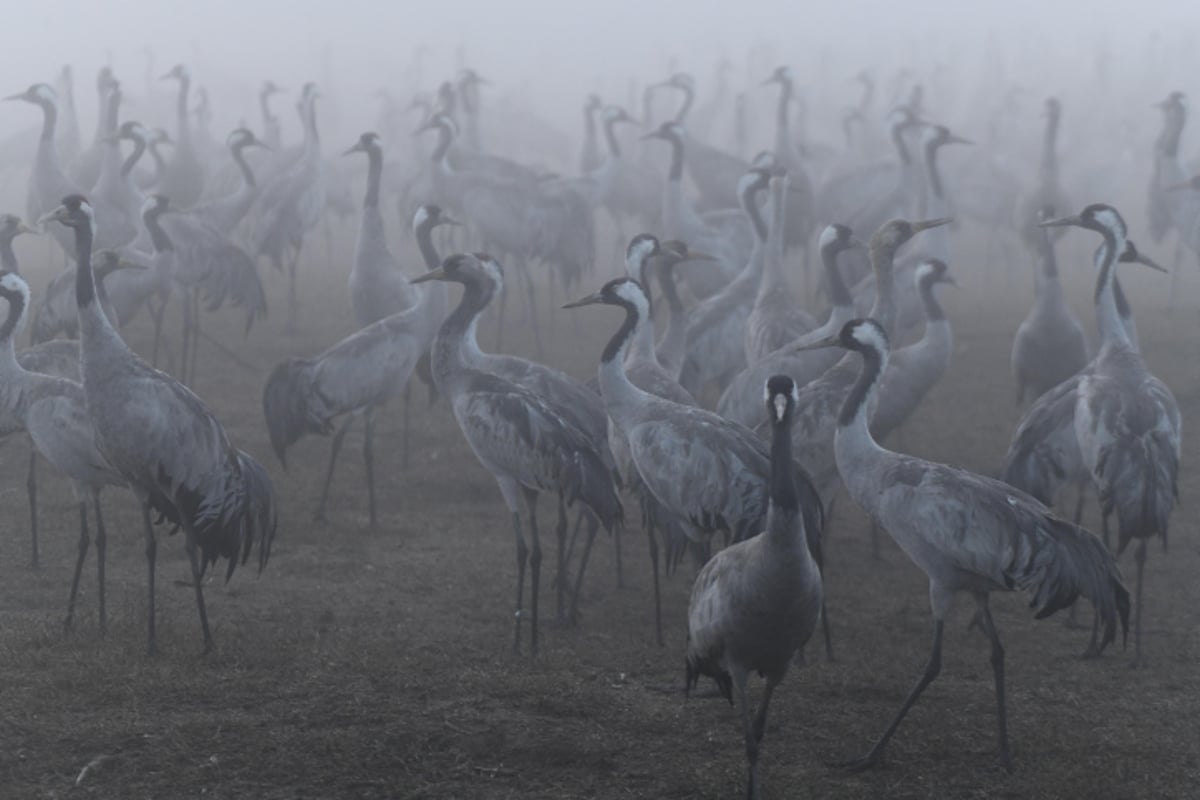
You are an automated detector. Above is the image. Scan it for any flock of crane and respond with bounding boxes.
[0,54,1193,798]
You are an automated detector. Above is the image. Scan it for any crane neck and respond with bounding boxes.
[627,293,659,365]
[1157,105,1184,158]
[917,273,945,322]
[231,141,257,188]
[432,276,492,387]
[922,140,945,200]
[415,220,441,269]
[74,222,97,309]
[768,404,799,514]
[1034,229,1058,280]
[35,96,58,143]
[1040,113,1060,181]
[120,135,146,177]
[430,124,453,165]
[756,178,789,298]
[890,120,912,166]
[259,91,277,131]
[143,206,173,253]
[602,117,622,158]
[821,243,853,308]
[840,341,889,430]
[1093,231,1131,352]
[664,133,685,181]
[775,79,792,134]
[0,236,19,273]
[174,76,191,141]
[597,296,652,415]
[148,140,168,181]
[363,145,383,209]
[0,286,26,344]
[673,86,694,124]
[583,104,598,142]
[867,243,899,336]
[742,180,768,241]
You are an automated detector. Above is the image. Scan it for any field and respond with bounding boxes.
[1,224,1199,799]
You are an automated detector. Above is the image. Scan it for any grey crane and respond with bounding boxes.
[685,373,822,800]
[1041,204,1180,666]
[716,223,862,430]
[134,127,172,192]
[564,267,830,658]
[262,274,437,527]
[259,81,285,150]
[157,65,206,209]
[799,317,1128,771]
[5,83,82,257]
[1002,238,1151,529]
[42,194,277,654]
[66,68,117,194]
[0,270,125,630]
[1011,207,1088,406]
[744,169,817,363]
[412,253,622,655]
[31,249,166,347]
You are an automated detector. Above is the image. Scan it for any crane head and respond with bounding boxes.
[343,131,382,156]
[1039,203,1126,240]
[5,84,55,105]
[0,214,36,241]
[38,195,94,234]
[819,224,864,254]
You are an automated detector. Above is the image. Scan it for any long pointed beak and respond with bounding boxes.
[342,143,363,156]
[1039,214,1082,228]
[15,222,37,236]
[912,218,952,232]
[638,131,662,142]
[1132,253,1168,273]
[36,207,64,227]
[3,92,26,102]
[682,250,718,263]
[411,266,447,284]
[791,333,842,353]
[563,290,604,309]
[848,237,866,249]
[438,216,463,228]
[947,134,973,146]
[1165,181,1195,193]
[759,76,780,87]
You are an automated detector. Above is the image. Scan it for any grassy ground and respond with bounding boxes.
[1,223,1199,799]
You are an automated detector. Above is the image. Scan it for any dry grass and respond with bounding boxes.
[1,223,1200,799]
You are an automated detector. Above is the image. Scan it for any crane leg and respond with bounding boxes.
[563,508,586,566]
[733,667,762,800]
[1131,540,1148,668]
[93,491,107,635]
[613,514,624,589]
[286,245,301,335]
[183,531,215,654]
[554,495,568,621]
[142,504,158,655]
[314,415,355,522]
[511,511,528,655]
[518,261,545,359]
[401,382,412,471]
[837,619,944,771]
[364,410,378,527]
[523,489,543,656]
[26,448,38,569]
[976,596,1013,771]
[647,517,663,646]
[65,500,90,632]
[869,519,882,559]
[568,512,600,626]
[820,600,835,662]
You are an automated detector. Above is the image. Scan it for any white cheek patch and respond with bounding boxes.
[818,225,839,249]
[773,395,787,422]
[414,207,430,228]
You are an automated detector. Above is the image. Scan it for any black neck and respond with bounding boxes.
[1113,275,1131,321]
[674,86,694,123]
[769,406,798,511]
[120,136,146,177]
[601,297,640,364]
[840,345,884,426]
[37,98,58,143]
[1041,113,1059,177]
[232,141,256,188]
[923,140,944,199]
[775,79,792,130]
[259,92,275,126]
[364,145,383,208]
[431,124,452,163]
[144,207,173,253]
[148,141,167,180]
[1035,229,1057,278]
[75,223,96,308]
[175,77,190,131]
[918,275,945,321]
[868,243,898,335]
[434,276,492,380]
[743,182,768,241]
[0,288,25,342]
[415,220,441,269]
[891,121,911,165]
[1159,105,1184,157]
[602,116,622,158]
[584,105,597,139]
[821,243,852,307]
[657,264,683,314]
[665,134,684,181]
[0,236,18,273]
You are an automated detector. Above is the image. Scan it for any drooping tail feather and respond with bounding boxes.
[1096,430,1178,555]
[262,357,329,467]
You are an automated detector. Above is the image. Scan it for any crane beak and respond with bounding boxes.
[946,133,973,146]
[3,92,27,102]
[681,250,718,263]
[15,222,38,237]
[759,75,780,87]
[563,290,604,309]
[342,143,364,156]
[437,215,463,228]
[36,206,66,228]
[939,275,961,287]
[1129,252,1168,273]
[411,266,447,284]
[791,333,843,352]
[847,237,866,249]
[1164,181,1195,192]
[912,218,952,233]
[1038,214,1082,228]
